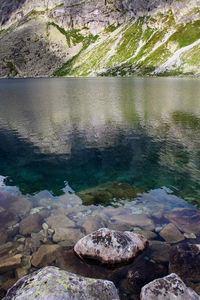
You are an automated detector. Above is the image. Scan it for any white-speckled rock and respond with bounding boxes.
[3,266,120,300]
[74,228,148,264]
[140,273,200,300]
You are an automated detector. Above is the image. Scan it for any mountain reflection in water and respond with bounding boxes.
[0,77,200,207]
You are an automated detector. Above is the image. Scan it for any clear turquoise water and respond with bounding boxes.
[0,77,200,207]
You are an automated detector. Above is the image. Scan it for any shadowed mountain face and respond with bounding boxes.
[0,0,200,77]
[0,0,27,26]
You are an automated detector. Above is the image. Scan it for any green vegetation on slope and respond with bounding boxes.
[51,23,99,76]
[49,9,200,77]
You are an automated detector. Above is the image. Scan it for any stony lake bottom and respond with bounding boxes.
[0,77,200,299]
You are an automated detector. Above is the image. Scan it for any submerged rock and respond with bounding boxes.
[140,273,200,300]
[53,227,84,246]
[159,223,184,243]
[31,244,61,267]
[3,266,120,300]
[149,241,171,263]
[78,181,142,205]
[0,242,15,257]
[169,243,200,282]
[127,257,167,293]
[132,230,157,240]
[19,213,43,236]
[82,215,108,234]
[0,191,32,227]
[164,209,200,234]
[0,254,22,273]
[74,228,148,264]
[0,230,7,245]
[109,213,155,231]
[45,214,75,229]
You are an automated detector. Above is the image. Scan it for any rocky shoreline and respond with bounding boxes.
[2,228,200,299]
[0,183,200,299]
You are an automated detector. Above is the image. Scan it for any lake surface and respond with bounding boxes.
[1,77,200,299]
[0,77,200,207]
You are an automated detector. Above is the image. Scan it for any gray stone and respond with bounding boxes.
[3,266,120,300]
[140,273,200,300]
[74,228,148,264]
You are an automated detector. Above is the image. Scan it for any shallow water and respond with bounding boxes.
[1,77,200,207]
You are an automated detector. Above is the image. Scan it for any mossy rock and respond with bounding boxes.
[78,181,143,206]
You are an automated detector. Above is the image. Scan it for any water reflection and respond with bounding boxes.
[0,78,200,205]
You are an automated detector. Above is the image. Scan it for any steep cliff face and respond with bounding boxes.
[0,0,200,77]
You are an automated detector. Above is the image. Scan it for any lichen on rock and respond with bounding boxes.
[74,227,148,264]
[3,266,120,300]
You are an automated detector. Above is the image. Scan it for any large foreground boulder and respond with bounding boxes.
[74,228,148,264]
[3,266,120,300]
[140,273,200,300]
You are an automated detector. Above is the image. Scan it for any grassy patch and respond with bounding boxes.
[48,22,85,47]
[170,20,200,48]
[25,9,46,18]
[52,23,99,76]
[104,23,121,33]
[98,63,135,77]
[106,18,144,67]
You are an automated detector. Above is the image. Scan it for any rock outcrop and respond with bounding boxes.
[74,228,148,264]
[3,266,120,300]
[1,0,200,77]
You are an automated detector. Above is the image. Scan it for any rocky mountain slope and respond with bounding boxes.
[0,0,200,77]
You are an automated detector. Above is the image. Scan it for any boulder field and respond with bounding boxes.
[2,228,200,300]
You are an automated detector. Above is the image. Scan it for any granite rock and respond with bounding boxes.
[3,266,120,300]
[74,228,148,264]
[140,273,200,300]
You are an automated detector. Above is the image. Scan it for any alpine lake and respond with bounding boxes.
[0,77,200,299]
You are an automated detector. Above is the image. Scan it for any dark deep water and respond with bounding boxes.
[0,77,200,207]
